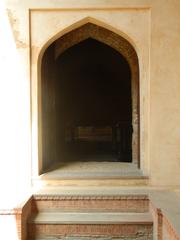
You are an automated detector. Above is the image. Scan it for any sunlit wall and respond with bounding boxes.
[0,1,31,208]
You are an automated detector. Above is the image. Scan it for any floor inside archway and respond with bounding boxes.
[41,160,142,179]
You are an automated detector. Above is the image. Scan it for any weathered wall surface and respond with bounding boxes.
[0,0,180,188]
[30,6,150,177]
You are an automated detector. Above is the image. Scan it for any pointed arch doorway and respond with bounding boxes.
[40,23,139,173]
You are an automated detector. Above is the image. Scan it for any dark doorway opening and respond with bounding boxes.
[41,38,132,171]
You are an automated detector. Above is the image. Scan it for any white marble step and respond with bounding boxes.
[29,211,153,225]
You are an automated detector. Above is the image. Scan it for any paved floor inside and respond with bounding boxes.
[41,161,142,179]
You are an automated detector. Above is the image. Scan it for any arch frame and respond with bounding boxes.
[33,19,140,176]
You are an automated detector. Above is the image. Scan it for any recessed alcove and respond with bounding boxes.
[40,23,139,174]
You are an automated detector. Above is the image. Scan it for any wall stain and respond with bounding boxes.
[6,9,28,49]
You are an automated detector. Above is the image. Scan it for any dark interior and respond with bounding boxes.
[41,38,132,171]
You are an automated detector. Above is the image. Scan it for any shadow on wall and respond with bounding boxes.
[40,23,139,173]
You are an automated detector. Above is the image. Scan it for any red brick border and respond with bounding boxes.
[32,195,149,213]
[28,223,153,237]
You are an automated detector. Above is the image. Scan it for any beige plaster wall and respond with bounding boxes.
[31,9,149,175]
[0,0,180,187]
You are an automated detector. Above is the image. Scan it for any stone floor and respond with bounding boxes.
[41,161,143,179]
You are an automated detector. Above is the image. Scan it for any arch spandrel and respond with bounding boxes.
[53,23,138,69]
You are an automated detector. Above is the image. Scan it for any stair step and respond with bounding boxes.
[32,191,149,213]
[28,210,153,239]
[33,177,149,187]
[29,212,153,225]
[28,212,153,239]
[31,236,152,240]
[28,191,153,239]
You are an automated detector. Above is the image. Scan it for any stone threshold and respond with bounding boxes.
[32,162,149,187]
[39,162,144,178]
[32,178,149,187]
[29,211,153,225]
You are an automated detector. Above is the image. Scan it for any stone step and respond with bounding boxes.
[28,212,153,239]
[32,176,149,187]
[32,163,148,188]
[29,211,153,224]
[32,193,149,213]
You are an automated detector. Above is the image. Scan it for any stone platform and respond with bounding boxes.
[32,162,148,187]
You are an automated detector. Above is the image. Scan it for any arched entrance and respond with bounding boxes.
[40,23,139,173]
